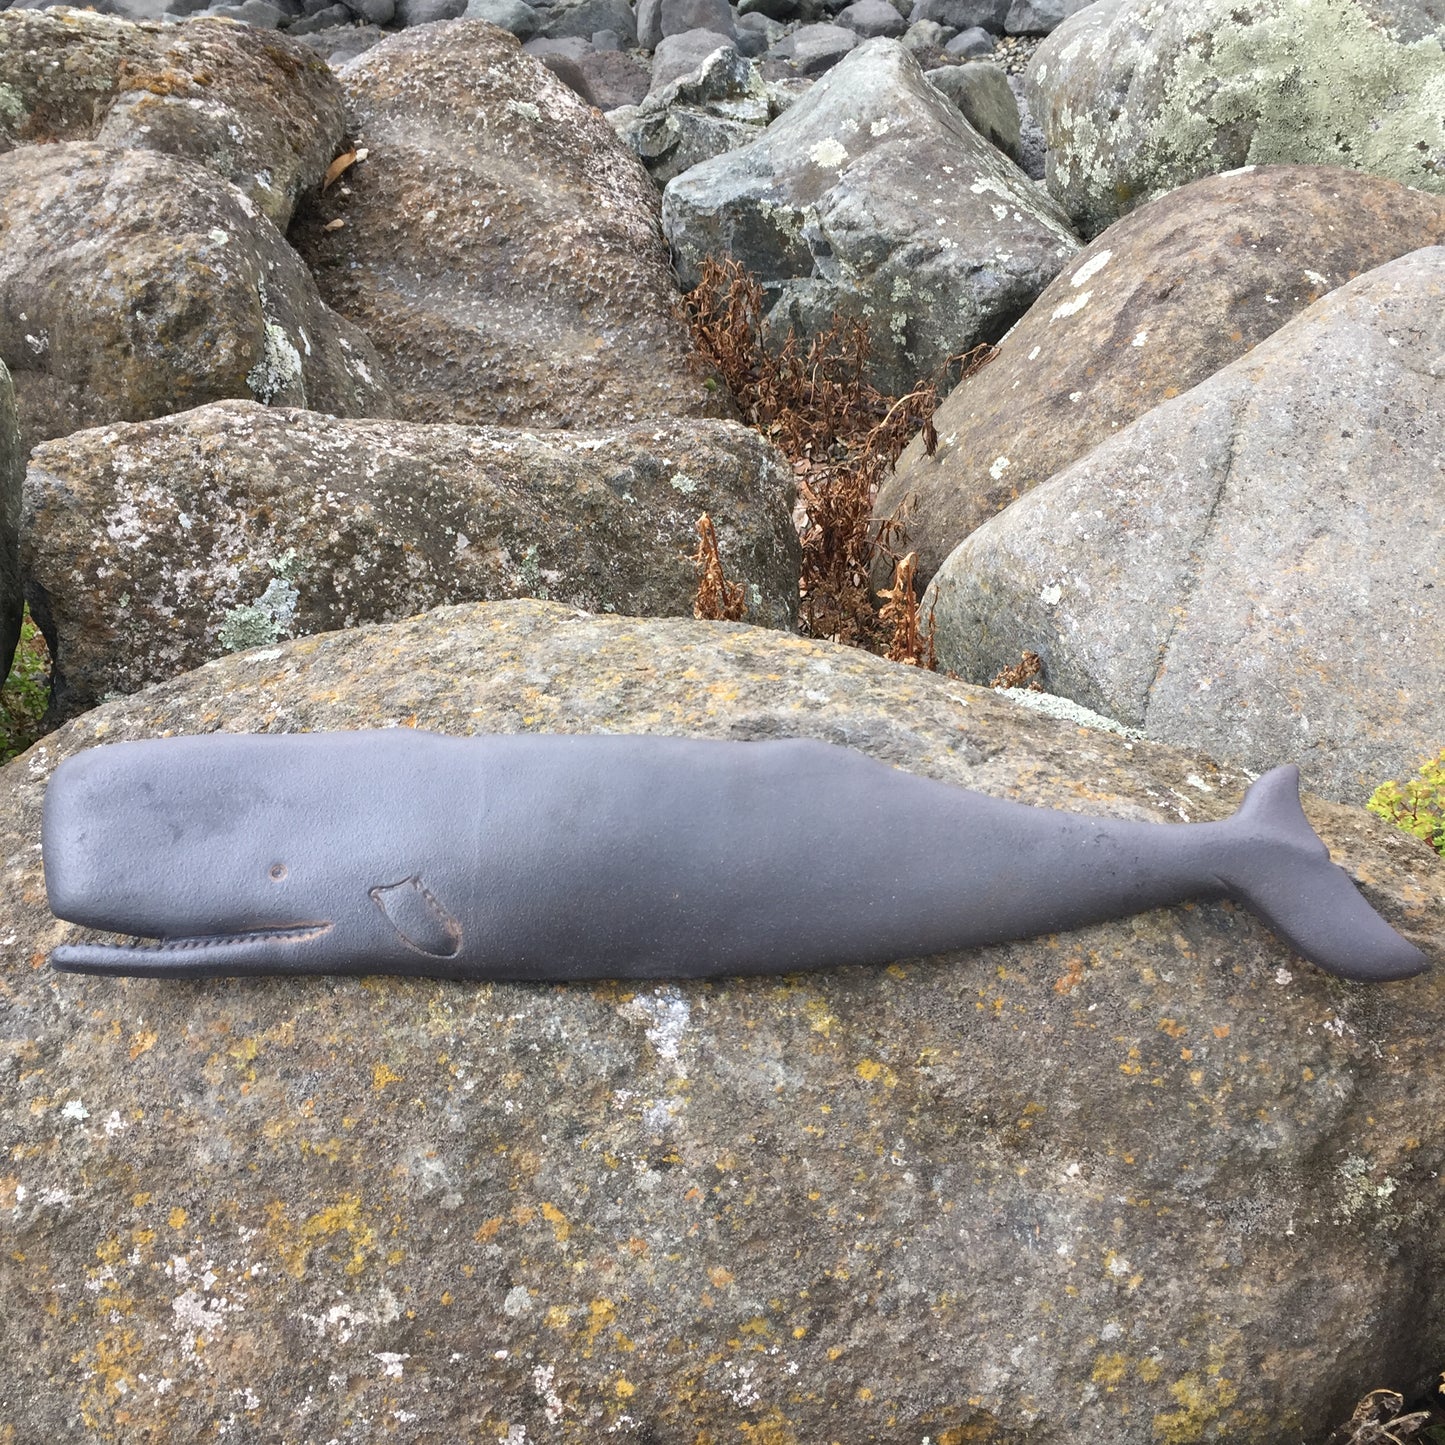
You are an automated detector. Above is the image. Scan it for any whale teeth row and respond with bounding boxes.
[135,925,333,952]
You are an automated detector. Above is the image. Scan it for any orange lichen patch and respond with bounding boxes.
[1158,1018,1187,1039]
[707,1266,735,1289]
[168,1207,187,1230]
[541,1202,571,1244]
[855,1059,898,1088]
[127,1029,158,1060]
[1054,955,1086,994]
[738,1410,800,1445]
[372,1063,402,1090]
[474,1216,503,1243]
[267,1192,377,1279]
[583,1298,617,1351]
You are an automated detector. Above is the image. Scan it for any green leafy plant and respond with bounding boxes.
[1367,750,1445,857]
[0,608,52,764]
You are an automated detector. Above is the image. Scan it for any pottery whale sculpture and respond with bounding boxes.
[42,730,1429,983]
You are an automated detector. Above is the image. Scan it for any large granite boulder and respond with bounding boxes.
[0,7,346,228]
[663,38,1080,395]
[1026,0,1445,237]
[23,402,799,717]
[0,143,394,451]
[291,22,727,430]
[878,165,1445,588]
[924,246,1445,805]
[1,600,1441,1440]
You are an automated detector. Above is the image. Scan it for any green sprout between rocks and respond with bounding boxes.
[0,606,52,765]
[1367,750,1445,858]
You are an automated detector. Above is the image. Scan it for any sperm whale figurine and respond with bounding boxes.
[41,730,1428,983]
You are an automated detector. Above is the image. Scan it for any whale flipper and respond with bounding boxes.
[369,877,463,958]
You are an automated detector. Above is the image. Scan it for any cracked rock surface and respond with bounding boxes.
[923,245,1445,804]
[0,600,1441,1440]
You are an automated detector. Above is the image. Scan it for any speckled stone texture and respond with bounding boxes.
[878,166,1445,590]
[22,401,800,718]
[290,22,729,430]
[1025,0,1445,237]
[0,7,346,228]
[1,601,1441,1441]
[663,37,1080,396]
[923,247,1445,806]
[0,143,395,451]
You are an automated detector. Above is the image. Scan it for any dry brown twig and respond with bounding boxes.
[878,551,936,669]
[1325,1387,1434,1445]
[990,650,1044,691]
[691,513,747,623]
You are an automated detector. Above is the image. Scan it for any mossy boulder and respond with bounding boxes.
[1,601,1441,1441]
[1026,0,1445,237]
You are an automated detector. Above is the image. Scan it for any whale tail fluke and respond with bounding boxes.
[1220,765,1430,983]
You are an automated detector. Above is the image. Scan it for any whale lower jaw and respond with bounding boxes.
[50,923,334,978]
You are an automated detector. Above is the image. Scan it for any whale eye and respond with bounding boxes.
[268,863,288,882]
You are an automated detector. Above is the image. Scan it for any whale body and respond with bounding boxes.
[42,730,1429,983]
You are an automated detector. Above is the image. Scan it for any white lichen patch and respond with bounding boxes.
[808,137,849,168]
[669,472,700,495]
[1051,290,1093,320]
[1071,248,1113,287]
[217,576,300,653]
[246,320,305,406]
[1039,582,1063,605]
[620,987,691,1074]
[988,455,1011,480]
[1131,329,1149,347]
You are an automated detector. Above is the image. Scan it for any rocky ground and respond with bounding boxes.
[0,0,1442,1438]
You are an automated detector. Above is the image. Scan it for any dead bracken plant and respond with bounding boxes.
[682,255,995,653]
[990,650,1045,691]
[691,513,747,623]
[878,551,936,669]
[1324,1386,1437,1445]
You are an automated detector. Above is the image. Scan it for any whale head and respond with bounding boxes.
[44,731,472,977]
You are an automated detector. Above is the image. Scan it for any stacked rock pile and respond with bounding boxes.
[0,0,1442,1438]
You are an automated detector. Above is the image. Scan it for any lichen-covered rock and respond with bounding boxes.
[924,247,1445,805]
[879,165,1445,589]
[0,356,19,677]
[1,600,1441,1441]
[0,143,394,451]
[0,7,346,228]
[291,22,727,429]
[1026,0,1445,237]
[23,402,798,717]
[663,37,1079,395]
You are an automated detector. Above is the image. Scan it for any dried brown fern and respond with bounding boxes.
[681,258,1000,657]
[878,552,936,669]
[691,513,747,623]
[989,650,1044,691]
